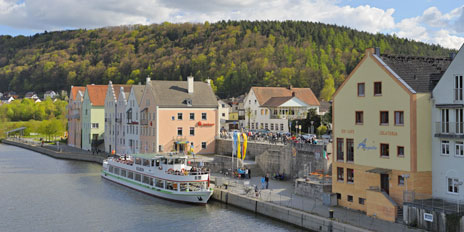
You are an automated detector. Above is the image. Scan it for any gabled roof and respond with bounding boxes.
[262,96,293,107]
[71,86,86,100]
[150,80,218,108]
[251,87,320,106]
[377,54,452,93]
[86,85,108,106]
[111,84,131,102]
[132,85,145,104]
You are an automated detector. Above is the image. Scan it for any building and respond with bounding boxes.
[139,76,218,154]
[332,48,451,222]
[124,84,144,154]
[67,86,86,148]
[432,46,464,201]
[103,82,131,154]
[24,92,39,100]
[218,99,230,131]
[1,96,15,103]
[82,85,108,152]
[44,90,58,99]
[243,86,320,132]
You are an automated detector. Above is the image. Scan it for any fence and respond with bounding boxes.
[403,191,464,214]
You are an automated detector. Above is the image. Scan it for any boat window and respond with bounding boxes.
[161,158,167,164]
[142,175,150,184]
[189,182,206,191]
[109,165,114,173]
[151,160,155,167]
[180,183,188,191]
[128,171,134,179]
[135,174,141,182]
[114,167,120,175]
[149,178,154,186]
[168,159,174,165]
[143,159,150,167]
[120,169,127,177]
[155,179,164,188]
[155,159,160,167]
[135,158,141,165]
[166,181,175,190]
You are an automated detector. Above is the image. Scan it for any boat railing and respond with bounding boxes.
[165,168,209,176]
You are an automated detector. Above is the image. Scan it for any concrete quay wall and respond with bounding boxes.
[212,188,369,232]
[2,139,106,164]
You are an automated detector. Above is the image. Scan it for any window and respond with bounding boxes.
[178,113,183,120]
[91,123,99,128]
[397,146,405,157]
[359,198,365,205]
[270,123,274,130]
[374,82,382,95]
[441,109,450,133]
[398,175,405,186]
[280,124,284,131]
[380,111,389,125]
[394,111,404,125]
[202,113,207,120]
[357,83,365,96]
[127,171,134,179]
[347,168,354,183]
[135,174,141,182]
[347,195,353,202]
[190,113,195,120]
[337,167,344,181]
[380,144,389,157]
[336,193,341,200]
[337,138,344,161]
[355,111,363,124]
[190,127,195,136]
[201,142,207,149]
[456,109,464,134]
[455,75,463,101]
[222,113,225,117]
[177,127,182,136]
[442,140,450,155]
[346,139,354,162]
[448,178,459,193]
[265,123,268,130]
[456,141,464,156]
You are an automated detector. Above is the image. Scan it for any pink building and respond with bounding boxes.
[139,76,218,154]
[67,86,86,148]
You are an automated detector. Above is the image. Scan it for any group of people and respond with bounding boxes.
[236,168,251,179]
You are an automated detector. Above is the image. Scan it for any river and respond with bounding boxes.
[0,144,303,232]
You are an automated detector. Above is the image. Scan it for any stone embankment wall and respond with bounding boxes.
[216,139,330,179]
[2,139,106,164]
[212,187,368,232]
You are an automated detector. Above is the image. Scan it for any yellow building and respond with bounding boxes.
[332,48,451,222]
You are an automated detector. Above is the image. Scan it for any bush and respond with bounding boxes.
[316,125,327,135]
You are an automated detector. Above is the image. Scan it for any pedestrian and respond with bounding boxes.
[265,173,269,189]
[261,176,266,189]
[245,168,249,179]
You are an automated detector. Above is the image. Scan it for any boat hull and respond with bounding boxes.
[101,171,213,204]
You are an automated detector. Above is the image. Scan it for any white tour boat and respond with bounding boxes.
[101,153,213,204]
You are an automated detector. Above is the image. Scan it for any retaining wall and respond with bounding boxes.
[212,187,369,232]
[2,139,106,164]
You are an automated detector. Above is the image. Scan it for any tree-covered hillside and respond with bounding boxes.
[0,21,454,99]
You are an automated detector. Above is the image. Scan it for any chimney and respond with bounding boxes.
[187,75,194,94]
[450,52,456,60]
[375,47,380,56]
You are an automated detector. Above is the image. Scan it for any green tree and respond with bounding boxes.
[320,75,335,101]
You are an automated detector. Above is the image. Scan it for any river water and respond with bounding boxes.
[0,144,302,232]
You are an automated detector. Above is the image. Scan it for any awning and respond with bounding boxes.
[365,168,392,174]
[175,141,190,144]
[6,127,26,134]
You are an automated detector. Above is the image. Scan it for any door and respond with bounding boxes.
[380,174,389,194]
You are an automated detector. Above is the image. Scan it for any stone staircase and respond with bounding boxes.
[396,206,404,223]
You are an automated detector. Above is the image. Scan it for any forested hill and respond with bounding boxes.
[0,21,454,99]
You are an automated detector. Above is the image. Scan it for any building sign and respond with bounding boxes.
[357,138,377,151]
[198,121,214,126]
[341,129,354,134]
[424,213,433,222]
[379,131,398,136]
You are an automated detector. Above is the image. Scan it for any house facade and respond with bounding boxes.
[44,91,58,99]
[332,48,451,222]
[139,76,218,154]
[244,87,320,132]
[67,86,85,148]
[124,85,144,154]
[218,99,230,131]
[432,46,464,201]
[82,85,108,151]
[103,82,130,154]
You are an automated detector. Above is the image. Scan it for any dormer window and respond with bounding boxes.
[185,98,192,106]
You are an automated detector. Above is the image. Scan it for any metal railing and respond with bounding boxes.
[404,191,464,214]
[435,122,464,135]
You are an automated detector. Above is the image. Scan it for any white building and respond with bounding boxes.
[432,47,464,201]
[44,90,58,99]
[103,82,131,154]
[243,87,320,133]
[218,99,230,131]
[124,85,144,154]
[115,86,131,155]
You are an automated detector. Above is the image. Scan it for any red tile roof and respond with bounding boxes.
[86,85,108,106]
[111,85,132,101]
[251,87,320,106]
[71,86,86,100]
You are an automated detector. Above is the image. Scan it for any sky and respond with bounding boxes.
[0,0,463,49]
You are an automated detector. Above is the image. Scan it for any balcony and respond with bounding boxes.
[435,122,464,138]
[140,119,148,125]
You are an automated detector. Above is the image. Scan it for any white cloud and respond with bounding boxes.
[0,0,462,49]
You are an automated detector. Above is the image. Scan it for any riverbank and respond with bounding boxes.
[1,138,107,164]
